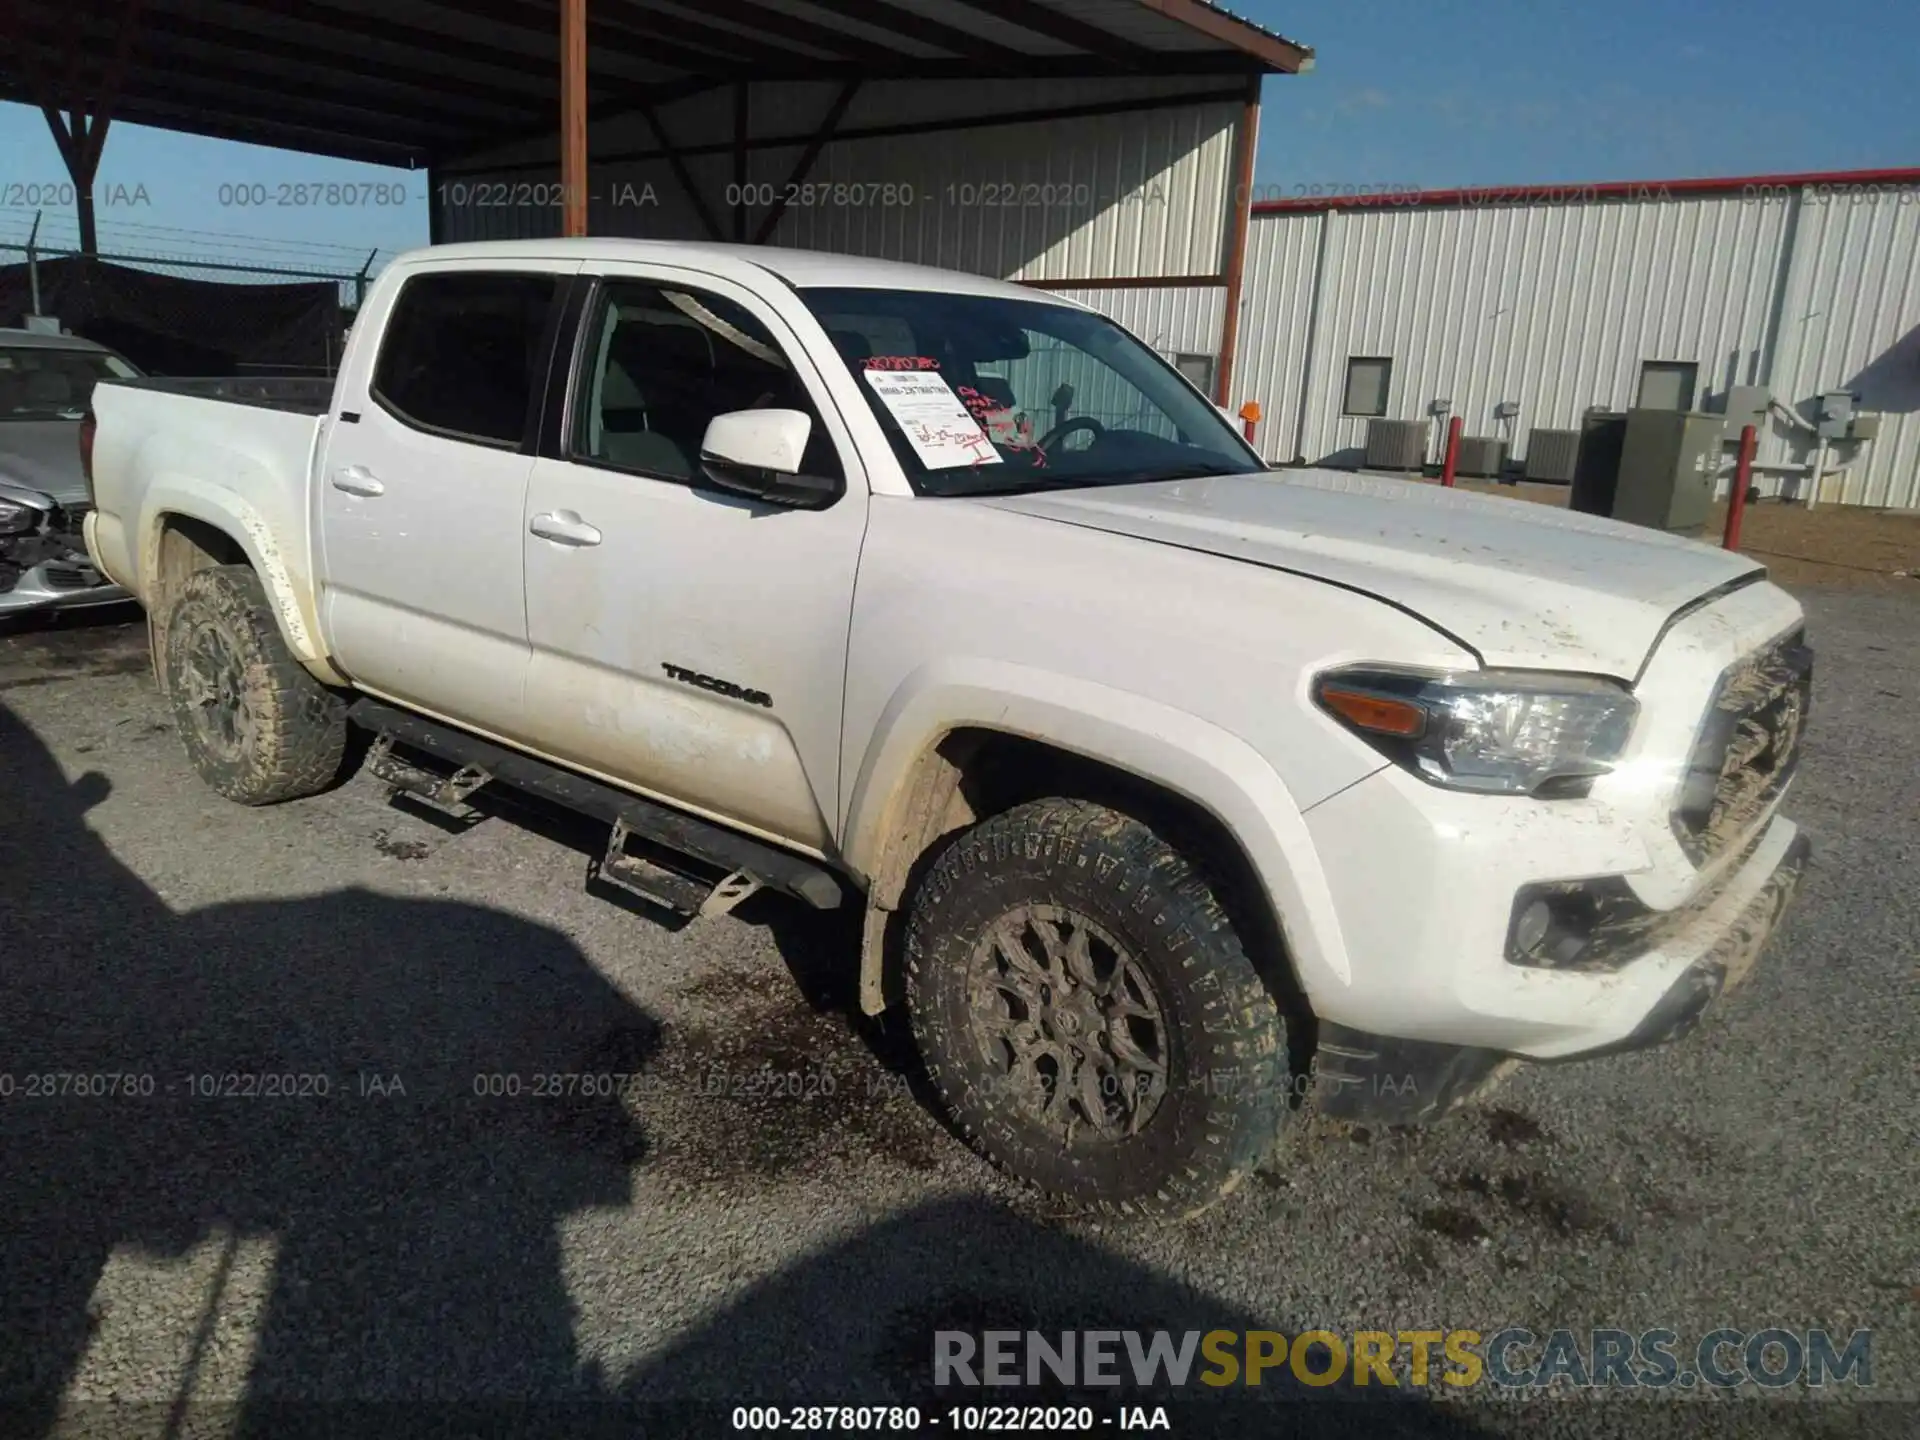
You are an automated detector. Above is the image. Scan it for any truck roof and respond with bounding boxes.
[388,239,1070,304]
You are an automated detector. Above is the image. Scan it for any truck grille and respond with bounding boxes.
[1671,628,1812,865]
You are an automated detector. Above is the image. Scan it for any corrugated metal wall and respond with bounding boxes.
[435,77,1240,285]
[1045,285,1225,357]
[1235,188,1920,509]
[993,285,1226,432]
[1769,195,1920,508]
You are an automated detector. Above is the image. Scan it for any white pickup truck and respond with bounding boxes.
[84,239,1812,1217]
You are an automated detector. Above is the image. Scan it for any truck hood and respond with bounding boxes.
[973,469,1764,679]
[0,420,87,506]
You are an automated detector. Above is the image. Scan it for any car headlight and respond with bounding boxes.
[1315,666,1639,797]
[0,497,40,535]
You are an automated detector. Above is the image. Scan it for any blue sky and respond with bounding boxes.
[2,0,1915,273]
[1252,0,1920,192]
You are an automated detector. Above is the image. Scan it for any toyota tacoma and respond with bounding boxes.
[82,240,1813,1217]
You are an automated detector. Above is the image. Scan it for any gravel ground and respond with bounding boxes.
[0,591,1914,1440]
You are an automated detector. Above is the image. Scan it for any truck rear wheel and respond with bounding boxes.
[903,798,1290,1219]
[162,564,346,805]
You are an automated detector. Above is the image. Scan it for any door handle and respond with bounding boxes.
[529,510,603,547]
[330,465,385,497]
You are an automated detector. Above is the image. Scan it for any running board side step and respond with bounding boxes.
[600,820,765,919]
[348,699,842,913]
[366,732,493,815]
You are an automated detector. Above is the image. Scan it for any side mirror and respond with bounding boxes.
[698,409,837,508]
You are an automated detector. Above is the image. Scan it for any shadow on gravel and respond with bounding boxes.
[0,698,654,1434]
[609,1193,1501,1440]
[0,694,1517,1440]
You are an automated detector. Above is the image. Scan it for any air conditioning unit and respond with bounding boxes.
[1524,428,1581,483]
[1456,436,1508,478]
[1364,418,1427,471]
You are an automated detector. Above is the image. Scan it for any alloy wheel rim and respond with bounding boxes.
[964,904,1170,1145]
[179,619,255,761]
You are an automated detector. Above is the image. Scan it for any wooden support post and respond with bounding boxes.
[560,0,589,237]
[1213,76,1261,406]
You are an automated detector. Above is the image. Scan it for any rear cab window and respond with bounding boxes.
[370,271,561,449]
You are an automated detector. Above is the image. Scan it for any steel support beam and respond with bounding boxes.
[640,102,725,241]
[752,81,861,246]
[22,0,144,254]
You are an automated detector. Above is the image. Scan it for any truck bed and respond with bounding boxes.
[86,377,333,610]
[103,375,335,415]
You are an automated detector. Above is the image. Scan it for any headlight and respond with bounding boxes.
[0,497,40,535]
[1315,666,1639,797]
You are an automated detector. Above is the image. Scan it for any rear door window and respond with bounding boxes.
[371,271,559,448]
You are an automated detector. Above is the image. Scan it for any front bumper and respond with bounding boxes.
[1312,828,1811,1123]
[0,556,131,616]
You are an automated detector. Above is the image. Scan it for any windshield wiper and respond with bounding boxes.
[937,474,1112,498]
[933,459,1252,500]
[1097,462,1248,485]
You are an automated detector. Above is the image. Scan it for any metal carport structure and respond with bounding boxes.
[1,1,1312,401]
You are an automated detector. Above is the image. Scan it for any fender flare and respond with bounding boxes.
[841,658,1354,1008]
[138,478,342,682]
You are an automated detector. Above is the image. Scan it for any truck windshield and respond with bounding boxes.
[0,346,139,421]
[798,287,1262,497]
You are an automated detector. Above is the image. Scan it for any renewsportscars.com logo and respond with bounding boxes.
[933,1328,1873,1391]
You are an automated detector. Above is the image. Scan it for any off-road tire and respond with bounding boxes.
[903,798,1290,1220]
[162,564,346,805]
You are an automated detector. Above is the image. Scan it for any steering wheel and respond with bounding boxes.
[1037,416,1105,453]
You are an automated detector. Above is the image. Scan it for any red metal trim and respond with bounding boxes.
[1253,165,1920,216]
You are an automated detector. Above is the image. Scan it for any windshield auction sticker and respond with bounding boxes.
[863,367,1002,470]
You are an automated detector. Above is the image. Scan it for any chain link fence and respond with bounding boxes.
[0,240,370,377]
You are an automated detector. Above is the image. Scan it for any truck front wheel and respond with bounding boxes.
[162,564,346,805]
[903,798,1290,1219]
